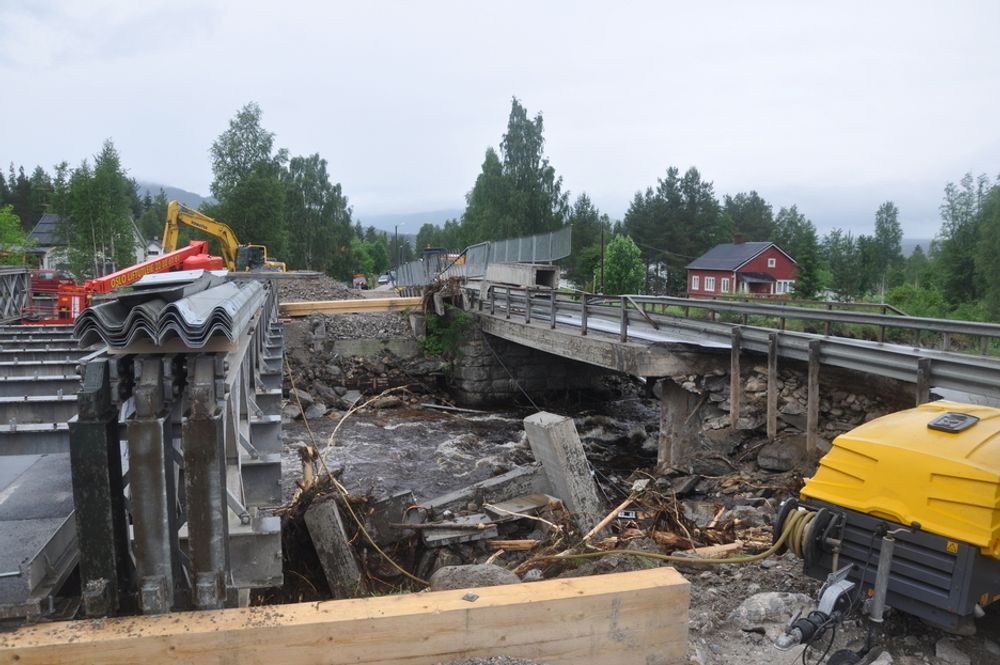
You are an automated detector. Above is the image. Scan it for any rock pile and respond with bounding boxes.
[277,274,358,302]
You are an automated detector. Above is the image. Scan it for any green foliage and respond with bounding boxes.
[974,187,1000,319]
[461,98,569,244]
[622,166,727,294]
[422,307,472,357]
[0,205,31,263]
[135,189,168,242]
[50,140,138,278]
[723,191,774,241]
[937,173,992,304]
[872,201,903,294]
[885,283,949,319]
[282,153,354,278]
[603,234,644,295]
[564,193,611,287]
[208,105,289,261]
[774,206,821,299]
[822,229,862,300]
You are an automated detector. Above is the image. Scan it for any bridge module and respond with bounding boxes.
[0,271,284,618]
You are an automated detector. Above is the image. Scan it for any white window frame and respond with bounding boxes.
[691,275,700,290]
[721,277,730,293]
[767,257,777,268]
[776,280,794,294]
[705,276,716,292]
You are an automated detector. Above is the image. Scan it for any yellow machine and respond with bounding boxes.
[775,401,1000,634]
[163,201,287,272]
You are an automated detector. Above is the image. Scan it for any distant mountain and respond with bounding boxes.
[136,181,214,209]
[902,238,933,257]
[356,208,464,234]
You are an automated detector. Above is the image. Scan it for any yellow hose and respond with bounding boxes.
[536,507,816,566]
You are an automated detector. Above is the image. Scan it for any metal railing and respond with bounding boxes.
[396,226,573,287]
[467,286,1000,400]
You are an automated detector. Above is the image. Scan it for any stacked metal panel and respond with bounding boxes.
[75,275,265,348]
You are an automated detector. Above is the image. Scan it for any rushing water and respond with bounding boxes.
[280,396,661,503]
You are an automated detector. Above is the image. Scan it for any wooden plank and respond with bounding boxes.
[680,541,744,558]
[766,333,779,441]
[729,327,742,429]
[0,568,689,665]
[279,297,422,317]
[807,339,821,453]
[487,539,540,551]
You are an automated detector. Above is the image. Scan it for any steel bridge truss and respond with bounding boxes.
[69,284,284,616]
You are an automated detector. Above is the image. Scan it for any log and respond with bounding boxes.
[0,568,690,665]
[487,539,540,551]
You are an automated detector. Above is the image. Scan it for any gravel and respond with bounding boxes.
[442,659,546,665]
[277,274,359,302]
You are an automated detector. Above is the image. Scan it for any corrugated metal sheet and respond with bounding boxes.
[75,275,267,348]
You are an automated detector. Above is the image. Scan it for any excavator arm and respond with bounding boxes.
[164,201,241,271]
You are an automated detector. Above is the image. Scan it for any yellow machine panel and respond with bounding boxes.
[800,401,1000,559]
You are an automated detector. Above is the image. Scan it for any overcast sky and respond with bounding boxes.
[2,1,998,237]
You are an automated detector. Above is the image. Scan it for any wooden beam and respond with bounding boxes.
[0,568,689,665]
[729,327,742,429]
[279,297,422,317]
[807,340,821,454]
[767,333,778,441]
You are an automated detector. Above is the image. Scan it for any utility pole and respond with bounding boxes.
[394,225,399,278]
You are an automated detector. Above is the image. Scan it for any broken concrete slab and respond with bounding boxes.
[367,490,417,546]
[424,464,552,515]
[304,402,328,420]
[303,496,362,599]
[421,513,499,548]
[523,411,603,532]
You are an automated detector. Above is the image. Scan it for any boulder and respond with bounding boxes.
[757,436,807,472]
[935,639,971,665]
[289,388,314,406]
[429,564,520,591]
[729,592,814,639]
[304,402,328,420]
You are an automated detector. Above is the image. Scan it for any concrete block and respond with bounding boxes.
[485,263,558,288]
[424,464,552,514]
[523,412,603,531]
[304,497,362,599]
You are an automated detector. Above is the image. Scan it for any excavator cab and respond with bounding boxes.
[236,245,286,272]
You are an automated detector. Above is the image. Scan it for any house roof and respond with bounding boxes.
[28,212,147,250]
[27,212,63,247]
[686,241,795,271]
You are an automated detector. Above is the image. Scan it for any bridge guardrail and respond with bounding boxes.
[468,284,1000,400]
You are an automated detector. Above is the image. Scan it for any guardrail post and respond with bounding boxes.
[505,287,511,320]
[824,304,832,336]
[730,328,742,429]
[807,340,821,454]
[550,289,557,329]
[941,332,951,352]
[767,333,778,441]
[489,287,495,316]
[911,329,920,347]
[916,358,931,405]
[619,296,628,343]
[581,296,589,336]
[878,323,886,343]
[981,336,990,356]
[525,289,531,324]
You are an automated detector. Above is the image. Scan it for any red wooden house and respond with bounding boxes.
[686,240,796,297]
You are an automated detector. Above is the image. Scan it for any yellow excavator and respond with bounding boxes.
[163,201,287,272]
